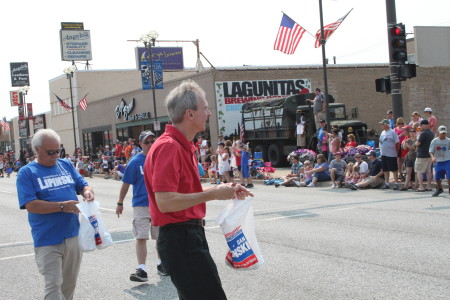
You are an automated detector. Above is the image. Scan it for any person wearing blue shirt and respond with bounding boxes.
[17,129,94,300]
[116,131,167,282]
[301,153,331,187]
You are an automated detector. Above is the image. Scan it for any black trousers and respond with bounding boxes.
[158,223,227,300]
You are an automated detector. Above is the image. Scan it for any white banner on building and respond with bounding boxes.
[215,79,311,137]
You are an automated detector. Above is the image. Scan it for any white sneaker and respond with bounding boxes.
[307,182,315,187]
[331,183,336,189]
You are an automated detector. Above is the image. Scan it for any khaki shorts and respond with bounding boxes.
[414,157,432,174]
[133,206,159,240]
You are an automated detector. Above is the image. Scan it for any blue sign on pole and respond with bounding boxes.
[140,60,163,90]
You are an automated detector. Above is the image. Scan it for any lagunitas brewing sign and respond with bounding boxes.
[10,62,30,87]
[215,79,311,136]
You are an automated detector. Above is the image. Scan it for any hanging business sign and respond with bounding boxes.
[140,60,163,90]
[10,62,30,87]
[60,30,93,61]
[18,104,25,121]
[10,91,20,106]
[214,79,312,136]
[33,114,46,132]
[136,47,184,70]
[18,120,28,137]
[27,103,33,120]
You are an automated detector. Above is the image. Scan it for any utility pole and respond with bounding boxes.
[385,0,403,120]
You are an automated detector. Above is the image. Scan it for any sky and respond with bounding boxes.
[1,0,450,120]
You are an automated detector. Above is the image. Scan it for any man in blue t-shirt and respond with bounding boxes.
[17,129,94,300]
[116,130,167,282]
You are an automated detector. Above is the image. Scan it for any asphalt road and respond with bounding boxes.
[1,175,450,299]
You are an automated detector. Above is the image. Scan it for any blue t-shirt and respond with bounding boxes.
[118,164,126,173]
[314,162,330,176]
[17,159,88,247]
[122,153,149,207]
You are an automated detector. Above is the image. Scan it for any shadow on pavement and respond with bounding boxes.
[123,276,178,300]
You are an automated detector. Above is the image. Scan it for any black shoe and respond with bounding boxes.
[432,189,443,197]
[157,264,169,276]
[246,184,254,188]
[130,268,148,282]
[349,184,358,191]
[274,183,280,188]
[382,184,390,189]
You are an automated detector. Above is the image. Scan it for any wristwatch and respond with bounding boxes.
[59,202,64,211]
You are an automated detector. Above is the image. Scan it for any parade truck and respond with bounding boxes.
[240,93,368,167]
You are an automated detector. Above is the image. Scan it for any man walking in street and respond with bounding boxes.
[116,130,168,282]
[415,120,434,192]
[307,88,326,130]
[17,129,95,300]
[379,119,400,190]
[144,80,253,300]
[429,125,450,196]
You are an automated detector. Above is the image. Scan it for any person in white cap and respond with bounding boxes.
[116,130,168,281]
[429,125,450,197]
[424,107,437,135]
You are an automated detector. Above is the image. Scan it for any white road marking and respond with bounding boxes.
[0,240,31,247]
[0,253,34,261]
[99,207,116,212]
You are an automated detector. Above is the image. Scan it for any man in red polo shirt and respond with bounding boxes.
[144,80,253,300]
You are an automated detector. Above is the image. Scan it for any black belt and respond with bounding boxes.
[163,219,205,227]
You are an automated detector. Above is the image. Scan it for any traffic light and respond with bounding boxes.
[375,76,391,94]
[400,63,417,79]
[391,23,407,63]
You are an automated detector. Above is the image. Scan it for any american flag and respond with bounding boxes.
[314,9,353,48]
[274,13,306,55]
[240,114,245,143]
[79,94,88,111]
[1,117,10,132]
[55,94,73,111]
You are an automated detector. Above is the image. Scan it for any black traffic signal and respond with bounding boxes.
[375,76,391,94]
[400,63,417,79]
[391,23,407,63]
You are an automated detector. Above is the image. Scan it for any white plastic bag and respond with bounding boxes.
[215,198,264,270]
[76,200,113,251]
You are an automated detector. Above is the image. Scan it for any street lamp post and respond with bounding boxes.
[140,30,159,135]
[63,65,77,153]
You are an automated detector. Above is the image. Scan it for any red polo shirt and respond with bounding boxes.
[144,125,205,226]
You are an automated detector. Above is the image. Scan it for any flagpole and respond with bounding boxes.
[318,0,331,132]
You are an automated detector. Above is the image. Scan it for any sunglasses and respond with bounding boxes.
[143,140,154,145]
[42,147,60,156]
[355,156,362,158]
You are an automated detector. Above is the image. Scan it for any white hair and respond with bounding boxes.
[31,129,61,153]
[165,80,205,124]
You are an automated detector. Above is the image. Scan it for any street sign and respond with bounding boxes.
[154,121,160,131]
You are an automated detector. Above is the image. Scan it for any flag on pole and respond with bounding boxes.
[314,8,353,48]
[55,94,73,111]
[79,94,88,111]
[1,117,10,132]
[274,13,307,55]
[240,114,245,143]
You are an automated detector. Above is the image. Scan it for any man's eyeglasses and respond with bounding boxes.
[143,140,155,145]
[41,147,60,156]
[355,156,362,158]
